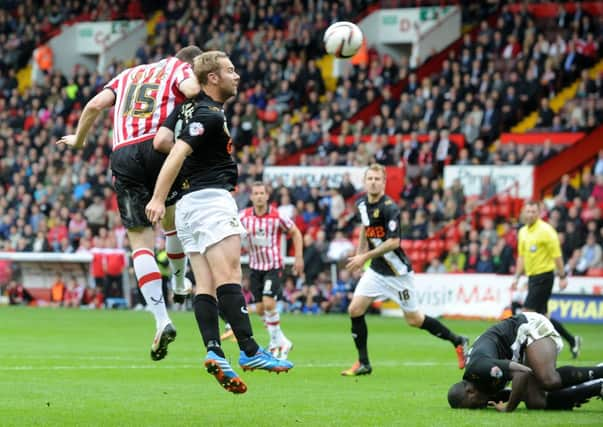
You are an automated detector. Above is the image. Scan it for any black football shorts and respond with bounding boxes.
[111,139,183,229]
[249,269,283,302]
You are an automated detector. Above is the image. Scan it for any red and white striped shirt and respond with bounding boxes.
[240,206,294,271]
[104,57,193,151]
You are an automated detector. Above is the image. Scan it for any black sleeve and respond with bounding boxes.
[464,357,512,384]
[383,203,402,240]
[178,111,222,152]
[161,103,183,131]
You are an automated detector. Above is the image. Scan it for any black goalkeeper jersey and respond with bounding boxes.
[463,314,529,394]
[356,194,412,276]
[162,91,237,193]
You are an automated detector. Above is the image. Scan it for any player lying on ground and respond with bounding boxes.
[447,312,603,411]
[484,376,603,412]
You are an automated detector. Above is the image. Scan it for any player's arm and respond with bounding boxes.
[490,371,531,413]
[287,223,304,275]
[360,238,400,261]
[511,229,525,290]
[550,229,568,289]
[356,227,368,255]
[154,127,176,154]
[178,76,201,98]
[511,255,525,290]
[153,103,182,153]
[346,236,399,272]
[56,88,115,149]
[145,140,191,224]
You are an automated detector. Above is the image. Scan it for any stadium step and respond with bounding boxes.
[511,58,603,133]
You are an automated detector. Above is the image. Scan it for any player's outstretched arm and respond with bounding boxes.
[56,88,115,149]
[145,139,191,224]
[288,224,304,275]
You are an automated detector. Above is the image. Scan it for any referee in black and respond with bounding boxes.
[511,200,581,358]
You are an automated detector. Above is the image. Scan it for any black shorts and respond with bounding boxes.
[249,269,283,302]
[524,271,554,315]
[111,140,183,229]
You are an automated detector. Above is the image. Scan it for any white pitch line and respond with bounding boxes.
[1,361,599,371]
[0,361,447,371]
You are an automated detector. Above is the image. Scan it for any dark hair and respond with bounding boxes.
[175,46,203,65]
[447,381,467,409]
[251,181,267,191]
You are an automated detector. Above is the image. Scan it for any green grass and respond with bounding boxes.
[0,307,601,426]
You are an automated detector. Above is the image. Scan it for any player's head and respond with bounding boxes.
[364,163,386,198]
[250,181,269,210]
[447,380,488,409]
[523,200,540,226]
[175,45,203,65]
[194,51,239,102]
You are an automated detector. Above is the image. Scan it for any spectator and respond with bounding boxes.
[464,242,480,272]
[578,170,595,202]
[576,233,603,274]
[7,280,34,305]
[64,276,83,308]
[475,249,494,273]
[302,233,325,286]
[479,175,497,201]
[49,272,65,307]
[594,150,603,176]
[426,258,447,273]
[444,243,466,273]
[491,238,514,274]
[592,175,603,202]
[553,174,577,202]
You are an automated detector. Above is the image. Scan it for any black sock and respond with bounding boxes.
[218,309,229,325]
[217,283,259,357]
[557,366,603,387]
[546,379,603,410]
[351,315,369,365]
[193,294,224,357]
[420,315,461,346]
[550,318,575,347]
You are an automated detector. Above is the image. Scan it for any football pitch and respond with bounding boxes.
[1,308,601,426]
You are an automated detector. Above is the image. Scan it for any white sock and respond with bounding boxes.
[164,230,186,290]
[133,248,171,330]
[264,309,285,344]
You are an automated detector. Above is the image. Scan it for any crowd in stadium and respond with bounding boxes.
[1,1,603,311]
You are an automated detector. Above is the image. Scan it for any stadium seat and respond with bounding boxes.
[586,268,603,277]
[401,239,413,251]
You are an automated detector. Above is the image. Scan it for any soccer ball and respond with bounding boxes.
[323,21,363,58]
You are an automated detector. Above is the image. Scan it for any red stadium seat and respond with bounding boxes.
[401,239,413,251]
[412,240,424,250]
[586,268,603,277]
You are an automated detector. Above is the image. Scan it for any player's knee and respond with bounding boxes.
[348,304,363,318]
[263,297,276,311]
[406,317,422,328]
[404,312,424,328]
